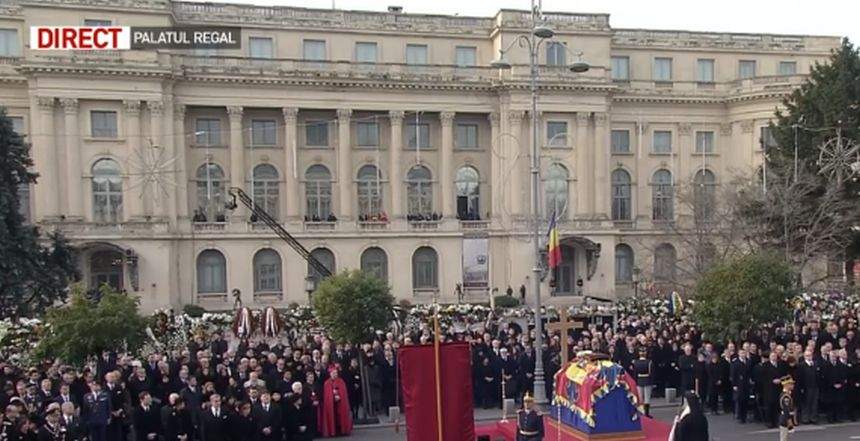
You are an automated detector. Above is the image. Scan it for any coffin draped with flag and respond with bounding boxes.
[551,355,644,439]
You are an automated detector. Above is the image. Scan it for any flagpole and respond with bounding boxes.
[432,303,443,441]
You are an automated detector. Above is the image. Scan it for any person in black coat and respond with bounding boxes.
[796,349,821,424]
[730,350,752,423]
[677,345,697,394]
[344,359,362,419]
[199,395,231,441]
[670,392,709,441]
[284,386,313,441]
[704,353,727,414]
[232,403,255,441]
[59,402,83,441]
[162,396,192,441]
[477,357,497,409]
[252,392,281,441]
[132,392,161,441]
[498,348,519,404]
[103,373,127,441]
[824,351,848,423]
[379,351,397,412]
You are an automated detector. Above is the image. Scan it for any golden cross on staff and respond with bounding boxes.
[546,308,585,365]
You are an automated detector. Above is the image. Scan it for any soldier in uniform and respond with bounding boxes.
[632,348,653,417]
[779,376,797,441]
[516,393,543,441]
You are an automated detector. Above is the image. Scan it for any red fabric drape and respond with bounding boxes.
[399,342,475,441]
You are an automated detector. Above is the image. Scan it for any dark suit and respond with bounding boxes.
[797,360,821,423]
[61,414,84,441]
[730,358,751,423]
[199,408,231,441]
[161,407,192,441]
[104,384,127,441]
[132,405,161,441]
[252,404,281,441]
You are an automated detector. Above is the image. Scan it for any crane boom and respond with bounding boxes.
[227,187,332,279]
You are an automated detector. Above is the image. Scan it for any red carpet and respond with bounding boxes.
[475,415,670,441]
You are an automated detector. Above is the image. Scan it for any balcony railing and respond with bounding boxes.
[193,222,227,232]
[357,221,389,230]
[460,220,490,230]
[409,220,441,230]
[304,221,336,231]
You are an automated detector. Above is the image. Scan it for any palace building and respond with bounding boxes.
[0,0,842,311]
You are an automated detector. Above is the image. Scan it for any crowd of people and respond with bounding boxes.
[0,292,859,441]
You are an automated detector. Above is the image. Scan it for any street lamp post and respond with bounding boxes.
[490,0,589,405]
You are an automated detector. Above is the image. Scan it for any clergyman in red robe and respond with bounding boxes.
[320,365,353,437]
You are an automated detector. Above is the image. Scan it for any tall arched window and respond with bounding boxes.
[197,249,227,294]
[360,247,388,281]
[308,247,336,283]
[654,243,677,281]
[615,244,634,282]
[693,169,716,223]
[92,159,123,222]
[543,163,569,219]
[651,169,674,221]
[252,164,280,220]
[357,165,383,218]
[195,163,226,222]
[611,169,632,221]
[305,165,332,221]
[253,248,282,294]
[455,166,480,220]
[412,246,438,290]
[406,165,433,217]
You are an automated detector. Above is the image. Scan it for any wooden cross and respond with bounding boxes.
[546,308,585,365]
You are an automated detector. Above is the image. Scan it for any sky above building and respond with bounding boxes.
[185,0,859,44]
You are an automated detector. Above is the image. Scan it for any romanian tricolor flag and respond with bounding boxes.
[547,212,561,269]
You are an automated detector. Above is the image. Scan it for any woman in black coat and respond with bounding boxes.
[670,392,709,441]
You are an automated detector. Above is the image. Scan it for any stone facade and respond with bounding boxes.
[0,0,842,311]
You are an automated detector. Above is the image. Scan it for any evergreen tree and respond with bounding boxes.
[769,38,860,257]
[0,108,77,317]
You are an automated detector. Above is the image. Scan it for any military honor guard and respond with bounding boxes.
[779,376,798,441]
[516,393,544,441]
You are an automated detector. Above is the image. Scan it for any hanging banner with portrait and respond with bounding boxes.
[462,238,489,289]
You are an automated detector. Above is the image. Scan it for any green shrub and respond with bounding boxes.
[494,295,520,308]
[182,303,206,318]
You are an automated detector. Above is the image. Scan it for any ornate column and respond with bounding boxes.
[575,113,590,218]
[124,99,143,221]
[173,103,189,220]
[593,112,610,219]
[389,110,404,218]
[60,98,83,219]
[634,121,647,220]
[507,111,525,216]
[488,112,501,219]
[148,100,168,220]
[440,111,455,218]
[227,106,245,220]
[32,97,58,220]
[337,108,352,219]
[283,107,300,219]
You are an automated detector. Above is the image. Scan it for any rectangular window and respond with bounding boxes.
[546,121,568,147]
[611,129,630,153]
[455,46,477,67]
[407,123,430,148]
[695,131,715,153]
[355,42,378,63]
[652,130,672,153]
[653,57,673,81]
[611,56,629,80]
[356,121,379,147]
[303,39,326,61]
[697,59,715,82]
[406,44,428,65]
[249,37,274,59]
[546,42,566,66]
[760,127,778,150]
[305,120,329,147]
[83,19,112,26]
[251,119,276,145]
[10,117,23,135]
[0,29,19,57]
[456,123,478,149]
[739,60,756,79]
[778,61,797,75]
[91,111,117,138]
[195,118,221,145]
